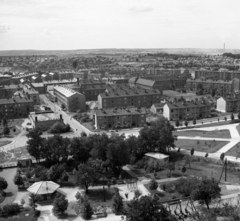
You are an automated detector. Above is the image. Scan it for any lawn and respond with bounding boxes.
[143,183,183,202]
[0,151,12,164]
[225,142,240,157]
[175,139,228,153]
[0,118,24,137]
[133,156,240,184]
[174,129,231,139]
[0,141,11,147]
[8,146,33,163]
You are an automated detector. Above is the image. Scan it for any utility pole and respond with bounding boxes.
[225,159,227,182]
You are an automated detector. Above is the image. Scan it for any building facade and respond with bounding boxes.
[94,107,146,129]
[0,84,24,99]
[216,96,240,113]
[0,97,34,119]
[163,99,211,121]
[98,85,161,109]
[53,85,86,112]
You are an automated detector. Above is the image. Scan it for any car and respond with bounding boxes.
[26,122,31,125]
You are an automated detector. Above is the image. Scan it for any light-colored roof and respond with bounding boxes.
[54,85,80,97]
[27,181,60,195]
[145,152,169,160]
[30,113,60,122]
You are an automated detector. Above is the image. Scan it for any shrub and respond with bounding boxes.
[80,199,93,220]
[149,178,158,190]
[53,194,68,215]
[48,122,71,134]
[2,204,20,216]
[112,191,123,215]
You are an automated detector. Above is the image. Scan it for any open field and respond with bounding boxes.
[175,139,228,153]
[0,141,11,147]
[174,129,231,139]
[226,143,240,157]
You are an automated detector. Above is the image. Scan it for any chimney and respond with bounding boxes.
[35,116,38,122]
[60,114,62,120]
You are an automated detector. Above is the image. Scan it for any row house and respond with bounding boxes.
[95,107,146,129]
[163,99,211,121]
[98,85,161,109]
[216,96,240,113]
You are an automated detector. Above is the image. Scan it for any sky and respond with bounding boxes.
[0,0,240,50]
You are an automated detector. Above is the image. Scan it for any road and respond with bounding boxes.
[40,94,93,136]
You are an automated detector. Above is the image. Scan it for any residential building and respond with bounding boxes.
[163,99,211,121]
[150,103,165,114]
[0,74,12,86]
[29,112,63,131]
[31,83,46,94]
[186,78,240,95]
[94,107,146,129]
[53,85,86,112]
[0,84,24,99]
[0,97,34,119]
[216,96,240,113]
[98,85,161,109]
[23,87,40,105]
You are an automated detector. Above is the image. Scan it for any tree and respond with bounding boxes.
[231,113,235,121]
[106,134,130,177]
[168,162,175,177]
[225,116,227,121]
[138,116,175,154]
[75,160,100,194]
[124,195,178,221]
[47,164,66,182]
[175,120,179,128]
[72,60,78,69]
[192,177,221,209]
[181,166,186,176]
[112,191,123,215]
[26,129,44,163]
[238,112,240,120]
[190,148,195,156]
[3,125,10,136]
[2,116,7,127]
[149,178,158,190]
[80,198,93,220]
[184,120,188,127]
[13,173,24,187]
[53,194,68,215]
[60,171,69,183]
[220,152,225,161]
[0,177,8,191]
[193,118,196,125]
[28,193,39,211]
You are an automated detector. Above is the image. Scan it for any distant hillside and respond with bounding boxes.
[1,48,240,56]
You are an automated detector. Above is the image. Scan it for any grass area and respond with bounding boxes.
[0,141,11,147]
[86,187,116,208]
[0,151,12,164]
[175,139,228,153]
[174,129,231,139]
[8,146,33,163]
[0,118,24,137]
[225,142,240,157]
[7,207,39,221]
[143,183,183,202]
[133,156,240,184]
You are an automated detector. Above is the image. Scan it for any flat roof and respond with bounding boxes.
[30,113,60,122]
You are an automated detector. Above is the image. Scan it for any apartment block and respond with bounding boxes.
[0,84,24,99]
[186,78,240,94]
[216,96,240,113]
[95,107,146,129]
[195,70,240,81]
[98,85,161,109]
[53,85,86,112]
[163,99,211,121]
[0,97,34,119]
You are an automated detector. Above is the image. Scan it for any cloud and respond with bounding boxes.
[129,6,153,13]
[0,23,10,33]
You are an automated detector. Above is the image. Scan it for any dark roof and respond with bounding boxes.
[0,97,33,105]
[0,84,23,90]
[136,78,155,87]
[95,107,146,117]
[165,99,210,109]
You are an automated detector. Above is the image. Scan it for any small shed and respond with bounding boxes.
[144,152,169,162]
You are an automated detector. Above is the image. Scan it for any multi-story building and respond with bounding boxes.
[98,85,161,109]
[0,84,24,99]
[216,95,240,113]
[0,97,34,119]
[94,107,146,129]
[23,87,40,105]
[186,78,240,95]
[31,83,46,94]
[163,99,211,121]
[11,72,39,84]
[53,85,86,112]
[0,74,12,86]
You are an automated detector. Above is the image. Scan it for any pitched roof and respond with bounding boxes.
[95,107,146,117]
[136,78,155,87]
